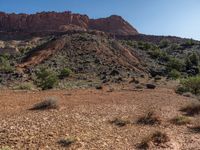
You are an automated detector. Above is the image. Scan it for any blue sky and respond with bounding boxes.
[0,0,200,40]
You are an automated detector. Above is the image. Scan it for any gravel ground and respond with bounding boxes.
[0,86,200,150]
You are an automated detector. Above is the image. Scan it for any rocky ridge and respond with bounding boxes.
[0,11,138,36]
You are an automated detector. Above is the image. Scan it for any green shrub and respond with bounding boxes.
[176,86,190,94]
[181,76,200,94]
[14,82,34,90]
[171,116,191,125]
[0,56,14,73]
[185,52,199,70]
[35,68,58,90]
[59,68,71,79]
[167,57,184,71]
[159,39,169,48]
[170,43,181,50]
[168,69,181,79]
[182,39,195,47]
[148,48,162,59]
[137,41,157,51]
[148,48,170,61]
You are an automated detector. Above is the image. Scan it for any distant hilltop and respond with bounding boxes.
[0,11,138,36]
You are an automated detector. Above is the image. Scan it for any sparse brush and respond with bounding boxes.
[189,120,200,133]
[180,103,200,116]
[189,125,200,133]
[138,131,169,149]
[58,137,76,147]
[137,111,161,125]
[151,131,169,145]
[30,97,59,110]
[110,118,130,127]
[171,116,191,125]
[14,82,34,90]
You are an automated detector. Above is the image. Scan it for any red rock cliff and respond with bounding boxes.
[0,11,138,36]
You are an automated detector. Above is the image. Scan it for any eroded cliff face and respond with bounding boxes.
[0,11,138,36]
[89,15,138,36]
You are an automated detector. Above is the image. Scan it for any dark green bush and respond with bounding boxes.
[185,52,199,70]
[159,39,170,48]
[182,39,195,47]
[59,68,71,79]
[0,55,14,73]
[35,68,58,90]
[168,69,181,79]
[176,86,190,94]
[148,48,170,61]
[167,57,184,71]
[181,76,200,95]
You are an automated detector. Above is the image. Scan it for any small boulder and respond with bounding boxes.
[96,85,103,90]
[146,84,156,89]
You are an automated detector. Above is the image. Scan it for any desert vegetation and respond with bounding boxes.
[58,137,76,147]
[170,116,191,125]
[138,131,169,149]
[180,103,200,116]
[137,111,161,125]
[30,97,59,110]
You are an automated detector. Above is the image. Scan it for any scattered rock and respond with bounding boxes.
[146,84,156,89]
[96,85,103,90]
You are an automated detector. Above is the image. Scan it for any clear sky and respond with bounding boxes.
[0,0,200,40]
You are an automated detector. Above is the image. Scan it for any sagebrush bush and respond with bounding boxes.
[110,118,130,127]
[35,68,58,90]
[138,131,169,149]
[181,103,200,116]
[30,97,59,110]
[181,76,200,94]
[137,111,161,125]
[15,82,34,90]
[58,137,76,147]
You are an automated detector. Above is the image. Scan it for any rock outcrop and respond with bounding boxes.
[89,15,138,36]
[0,11,138,36]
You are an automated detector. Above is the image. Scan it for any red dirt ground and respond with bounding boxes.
[0,86,200,150]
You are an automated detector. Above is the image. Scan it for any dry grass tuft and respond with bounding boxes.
[138,131,169,149]
[110,118,130,127]
[137,111,161,125]
[58,137,76,147]
[171,116,191,125]
[180,103,200,116]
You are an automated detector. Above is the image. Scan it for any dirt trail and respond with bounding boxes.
[0,87,200,149]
